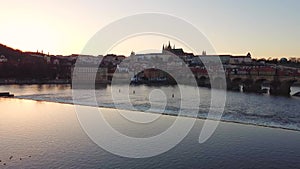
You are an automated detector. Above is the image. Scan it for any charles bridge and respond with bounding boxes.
[195,73,299,96]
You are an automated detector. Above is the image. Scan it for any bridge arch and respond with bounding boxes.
[197,76,209,87]
[255,78,271,87]
[242,79,254,85]
[228,74,300,95]
[269,79,297,96]
[242,79,255,92]
[212,77,226,89]
[232,78,243,83]
[283,79,298,85]
[199,76,208,80]
[229,78,243,91]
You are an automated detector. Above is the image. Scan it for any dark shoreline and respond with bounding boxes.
[0,80,71,85]
[1,80,299,88]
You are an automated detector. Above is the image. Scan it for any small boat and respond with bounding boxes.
[293,92,300,97]
[258,88,268,94]
[0,92,14,98]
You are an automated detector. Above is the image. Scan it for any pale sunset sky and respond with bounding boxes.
[0,0,299,58]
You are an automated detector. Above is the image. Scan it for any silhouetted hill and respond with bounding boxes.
[0,43,26,61]
[0,43,69,80]
[0,44,47,63]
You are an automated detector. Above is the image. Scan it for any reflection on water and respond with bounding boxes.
[0,98,300,168]
[0,84,300,131]
[0,84,71,95]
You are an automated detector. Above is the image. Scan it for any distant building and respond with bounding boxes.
[53,59,60,65]
[102,54,126,66]
[0,55,8,63]
[72,67,108,84]
[70,54,100,64]
[279,58,288,63]
[195,54,231,65]
[229,53,252,64]
[143,68,167,81]
[133,53,172,62]
[219,55,231,64]
[162,42,194,59]
[162,42,252,65]
[116,64,129,72]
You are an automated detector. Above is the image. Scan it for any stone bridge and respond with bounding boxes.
[125,67,299,96]
[195,73,300,96]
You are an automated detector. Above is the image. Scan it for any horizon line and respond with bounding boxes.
[1,42,299,60]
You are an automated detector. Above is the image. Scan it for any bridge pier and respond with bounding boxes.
[196,77,209,87]
[270,80,293,96]
[227,80,240,91]
[243,83,262,93]
[228,74,298,95]
[241,79,260,93]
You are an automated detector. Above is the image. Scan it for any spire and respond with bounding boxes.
[168,41,171,48]
[130,51,135,56]
[247,52,251,58]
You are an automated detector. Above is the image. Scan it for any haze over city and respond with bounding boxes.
[1,0,300,58]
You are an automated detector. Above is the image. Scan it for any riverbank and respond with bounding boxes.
[0,79,70,85]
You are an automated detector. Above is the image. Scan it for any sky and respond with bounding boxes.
[0,0,299,58]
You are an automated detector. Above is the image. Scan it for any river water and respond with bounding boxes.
[0,98,300,168]
[0,84,299,131]
[1,85,300,168]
